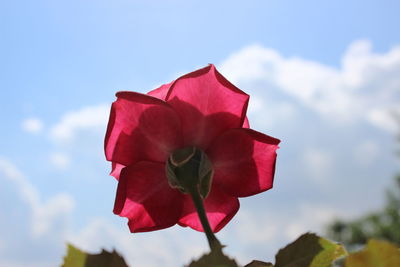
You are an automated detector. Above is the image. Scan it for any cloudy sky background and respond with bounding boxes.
[1,0,400,266]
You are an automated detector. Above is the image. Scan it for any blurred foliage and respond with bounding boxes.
[327,175,400,248]
[186,248,239,267]
[344,239,400,267]
[62,244,128,267]
[61,234,400,266]
[188,233,345,267]
[273,233,346,267]
[244,260,273,267]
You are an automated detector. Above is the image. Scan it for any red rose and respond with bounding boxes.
[105,64,280,233]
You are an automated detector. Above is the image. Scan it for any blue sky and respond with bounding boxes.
[1,1,400,266]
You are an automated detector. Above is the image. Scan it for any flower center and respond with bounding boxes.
[166,146,214,199]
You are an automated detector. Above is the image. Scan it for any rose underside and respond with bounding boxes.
[105,64,280,233]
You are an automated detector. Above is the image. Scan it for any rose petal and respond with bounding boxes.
[105,92,183,166]
[243,117,250,128]
[110,162,125,180]
[178,185,239,233]
[207,128,280,197]
[147,81,174,100]
[166,64,249,150]
[114,161,184,232]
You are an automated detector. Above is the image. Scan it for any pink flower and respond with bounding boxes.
[105,64,280,233]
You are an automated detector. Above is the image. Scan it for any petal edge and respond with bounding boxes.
[105,92,182,166]
[113,161,184,232]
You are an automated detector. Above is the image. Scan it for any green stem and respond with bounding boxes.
[189,186,222,252]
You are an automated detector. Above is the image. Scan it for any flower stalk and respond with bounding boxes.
[166,146,222,252]
[187,185,222,252]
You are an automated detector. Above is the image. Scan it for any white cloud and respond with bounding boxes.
[50,104,109,143]
[21,118,43,134]
[246,94,296,129]
[236,204,339,243]
[220,40,400,132]
[0,261,46,267]
[284,204,341,240]
[247,95,265,114]
[354,140,380,166]
[367,106,400,134]
[0,157,74,237]
[50,152,70,169]
[0,157,75,266]
[231,210,278,244]
[303,148,334,182]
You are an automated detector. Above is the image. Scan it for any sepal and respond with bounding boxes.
[166,146,214,199]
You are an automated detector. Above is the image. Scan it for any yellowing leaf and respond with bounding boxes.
[62,243,128,267]
[275,233,347,267]
[62,244,87,267]
[345,239,400,267]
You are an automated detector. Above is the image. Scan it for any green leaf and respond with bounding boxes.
[244,260,274,267]
[186,249,239,267]
[62,243,128,267]
[275,233,347,267]
[345,239,400,267]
